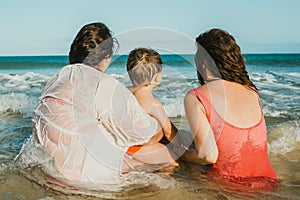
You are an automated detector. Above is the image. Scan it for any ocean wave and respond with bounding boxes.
[263,107,288,118]
[269,121,300,155]
[0,72,49,93]
[284,72,300,78]
[164,102,185,118]
[0,93,37,116]
[259,89,276,96]
[250,72,277,83]
[109,73,126,79]
[251,70,299,80]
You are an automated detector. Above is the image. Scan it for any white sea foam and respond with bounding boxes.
[110,73,126,79]
[250,72,277,83]
[121,171,177,189]
[284,72,300,78]
[163,101,185,118]
[263,105,288,117]
[0,93,37,116]
[251,71,300,90]
[259,90,276,96]
[15,138,54,168]
[0,72,49,93]
[269,121,300,155]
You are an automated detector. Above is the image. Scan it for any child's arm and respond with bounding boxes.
[142,129,164,145]
[148,99,177,142]
[132,91,176,144]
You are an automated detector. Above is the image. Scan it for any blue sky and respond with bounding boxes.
[0,0,299,55]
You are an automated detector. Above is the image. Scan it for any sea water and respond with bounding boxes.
[0,54,299,199]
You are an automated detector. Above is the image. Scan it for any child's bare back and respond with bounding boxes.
[124,48,177,168]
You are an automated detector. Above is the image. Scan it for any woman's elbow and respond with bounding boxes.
[204,147,218,164]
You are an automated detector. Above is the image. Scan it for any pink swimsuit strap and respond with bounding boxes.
[43,97,66,106]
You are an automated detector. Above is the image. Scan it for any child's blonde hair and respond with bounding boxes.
[127,48,162,86]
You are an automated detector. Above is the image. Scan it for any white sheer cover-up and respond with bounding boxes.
[32,64,158,184]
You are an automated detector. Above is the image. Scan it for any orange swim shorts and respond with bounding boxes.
[126,145,142,155]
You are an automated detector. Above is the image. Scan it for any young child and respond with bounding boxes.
[125,47,178,166]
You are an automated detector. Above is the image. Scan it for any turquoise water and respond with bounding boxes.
[0,54,299,199]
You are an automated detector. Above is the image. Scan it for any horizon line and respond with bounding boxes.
[1,52,300,57]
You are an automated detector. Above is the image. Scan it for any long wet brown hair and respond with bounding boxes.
[195,29,257,91]
[69,23,117,67]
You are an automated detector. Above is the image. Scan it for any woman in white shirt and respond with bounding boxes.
[32,23,166,184]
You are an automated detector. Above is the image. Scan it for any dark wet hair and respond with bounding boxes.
[127,48,162,86]
[195,28,257,91]
[69,22,116,66]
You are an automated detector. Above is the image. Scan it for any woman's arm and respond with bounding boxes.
[183,93,218,164]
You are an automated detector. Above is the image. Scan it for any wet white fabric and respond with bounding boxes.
[32,64,158,184]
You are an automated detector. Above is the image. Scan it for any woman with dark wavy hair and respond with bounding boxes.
[183,29,278,188]
[31,23,163,184]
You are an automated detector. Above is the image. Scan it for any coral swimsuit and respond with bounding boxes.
[189,88,277,185]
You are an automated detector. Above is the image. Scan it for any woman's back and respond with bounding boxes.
[198,80,262,129]
[192,80,277,179]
